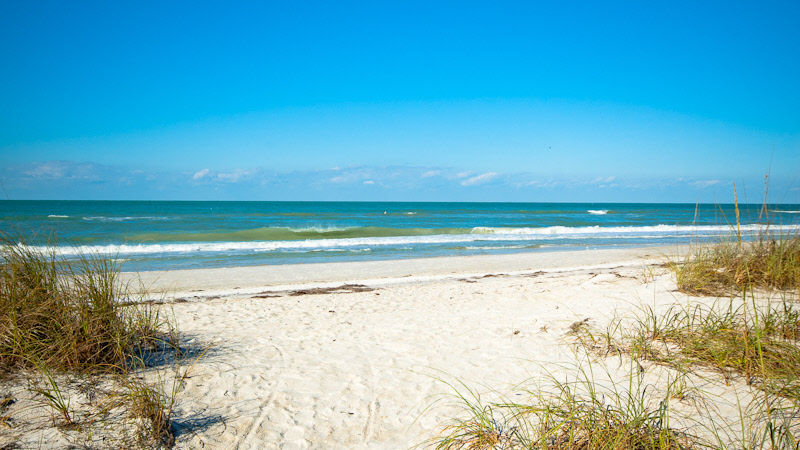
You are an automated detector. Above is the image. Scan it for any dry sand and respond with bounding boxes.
[3,246,773,448]
[150,246,771,448]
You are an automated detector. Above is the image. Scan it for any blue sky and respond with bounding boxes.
[1,1,798,202]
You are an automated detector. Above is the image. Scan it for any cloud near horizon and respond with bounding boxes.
[192,168,210,180]
[0,160,796,203]
[690,179,721,188]
[460,172,498,186]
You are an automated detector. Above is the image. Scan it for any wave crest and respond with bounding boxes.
[17,223,799,257]
[131,226,473,243]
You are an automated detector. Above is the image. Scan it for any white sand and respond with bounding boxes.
[3,246,774,448]
[125,246,680,297]
[134,245,756,449]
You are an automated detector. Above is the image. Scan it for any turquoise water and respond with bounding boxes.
[1,201,798,271]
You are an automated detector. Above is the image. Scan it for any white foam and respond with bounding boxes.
[17,223,799,257]
[461,245,531,250]
[470,224,796,235]
[47,215,69,218]
[285,226,351,232]
[587,210,608,215]
[305,248,373,253]
[82,216,172,222]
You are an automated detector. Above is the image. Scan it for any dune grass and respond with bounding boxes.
[0,241,166,374]
[618,297,800,404]
[432,359,697,450]
[574,294,800,447]
[118,374,178,446]
[672,236,800,296]
[632,203,800,398]
[435,203,800,449]
[444,292,800,448]
[0,237,185,446]
[657,227,800,401]
[671,179,799,297]
[576,256,800,403]
[568,235,800,447]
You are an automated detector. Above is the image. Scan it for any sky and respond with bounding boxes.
[0,1,798,202]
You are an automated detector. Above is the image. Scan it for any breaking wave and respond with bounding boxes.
[17,224,799,257]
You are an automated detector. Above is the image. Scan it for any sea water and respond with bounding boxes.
[1,201,798,271]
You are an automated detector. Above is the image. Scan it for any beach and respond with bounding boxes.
[2,238,796,448]
[4,2,799,446]
[110,244,755,449]
[0,239,795,449]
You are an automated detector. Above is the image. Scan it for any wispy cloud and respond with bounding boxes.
[22,161,104,182]
[519,179,561,189]
[461,172,498,186]
[25,162,66,179]
[216,169,255,183]
[325,166,378,184]
[2,160,791,202]
[592,176,616,184]
[192,168,210,180]
[690,179,720,188]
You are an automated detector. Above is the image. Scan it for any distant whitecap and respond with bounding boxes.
[82,216,171,222]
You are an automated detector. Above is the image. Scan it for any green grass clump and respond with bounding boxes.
[0,238,184,446]
[624,298,800,402]
[672,236,800,296]
[0,241,163,374]
[433,361,696,450]
[120,375,177,447]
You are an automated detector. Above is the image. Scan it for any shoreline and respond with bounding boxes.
[124,244,688,296]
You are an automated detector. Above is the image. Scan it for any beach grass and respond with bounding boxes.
[436,205,800,449]
[622,296,800,402]
[0,236,187,446]
[0,240,168,374]
[432,358,697,449]
[572,294,800,448]
[671,185,799,298]
[646,226,800,401]
[671,235,800,296]
[567,237,800,447]
[443,294,800,448]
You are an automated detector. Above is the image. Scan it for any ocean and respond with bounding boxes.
[1,201,798,272]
